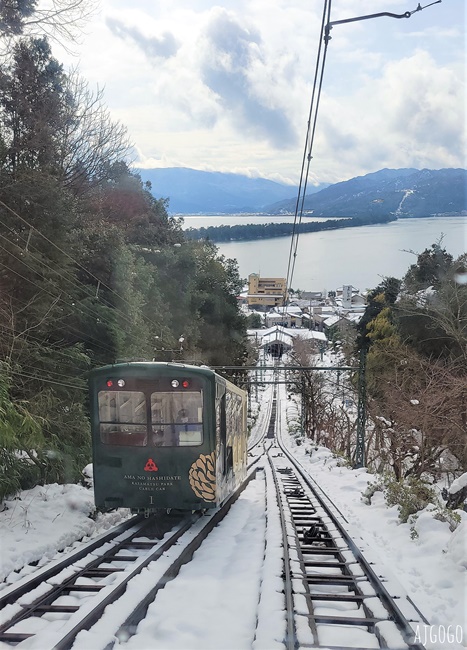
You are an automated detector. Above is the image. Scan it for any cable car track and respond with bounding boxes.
[0,515,146,609]
[265,385,428,649]
[0,386,268,650]
[1,369,431,649]
[0,513,189,647]
[0,464,259,649]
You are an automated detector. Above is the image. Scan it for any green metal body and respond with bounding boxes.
[89,362,247,512]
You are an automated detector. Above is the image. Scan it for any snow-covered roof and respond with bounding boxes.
[323,315,343,327]
[253,325,327,345]
[283,305,302,315]
[288,299,312,308]
[345,312,364,324]
[324,313,362,327]
[297,329,327,342]
[261,330,294,347]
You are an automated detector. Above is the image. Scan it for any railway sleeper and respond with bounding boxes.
[83,567,125,577]
[34,604,80,613]
[306,575,362,585]
[303,560,348,569]
[302,546,347,555]
[61,584,105,592]
[312,614,379,628]
[300,536,334,546]
[307,593,368,603]
[0,632,35,643]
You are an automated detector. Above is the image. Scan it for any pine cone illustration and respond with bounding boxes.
[189,452,216,501]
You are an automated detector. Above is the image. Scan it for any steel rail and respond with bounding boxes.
[51,514,201,650]
[1,467,257,650]
[0,514,143,608]
[0,514,184,645]
[276,436,429,649]
[101,466,259,650]
[262,383,296,649]
[267,451,297,650]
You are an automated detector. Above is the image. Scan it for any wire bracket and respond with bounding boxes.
[324,1,442,43]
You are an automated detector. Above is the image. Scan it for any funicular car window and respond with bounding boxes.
[98,391,147,446]
[229,393,244,466]
[151,390,203,446]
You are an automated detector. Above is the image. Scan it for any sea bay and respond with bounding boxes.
[180,215,467,292]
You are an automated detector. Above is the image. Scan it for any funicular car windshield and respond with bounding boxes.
[98,391,147,446]
[151,390,203,446]
[98,388,203,447]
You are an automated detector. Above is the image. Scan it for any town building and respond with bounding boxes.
[264,306,303,328]
[247,325,327,359]
[247,274,287,309]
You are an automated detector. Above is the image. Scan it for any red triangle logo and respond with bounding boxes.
[144,458,158,472]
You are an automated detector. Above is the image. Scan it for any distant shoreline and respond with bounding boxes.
[182,213,466,243]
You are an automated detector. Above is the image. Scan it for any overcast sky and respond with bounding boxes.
[57,0,465,185]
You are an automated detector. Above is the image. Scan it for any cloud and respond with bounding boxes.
[106,17,179,59]
[64,1,463,185]
[315,49,465,179]
[198,9,299,149]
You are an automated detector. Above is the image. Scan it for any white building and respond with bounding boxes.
[248,326,327,359]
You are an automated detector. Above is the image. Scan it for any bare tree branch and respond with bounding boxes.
[56,69,133,192]
[0,0,98,53]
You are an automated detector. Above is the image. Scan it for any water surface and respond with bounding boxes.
[181,215,466,292]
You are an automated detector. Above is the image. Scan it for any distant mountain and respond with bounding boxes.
[265,168,467,218]
[137,167,326,214]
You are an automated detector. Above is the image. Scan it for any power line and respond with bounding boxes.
[0,216,152,336]
[0,260,118,357]
[8,368,87,391]
[9,361,88,384]
[0,198,167,334]
[0,325,87,359]
[283,0,441,304]
[283,0,331,308]
[0,241,150,354]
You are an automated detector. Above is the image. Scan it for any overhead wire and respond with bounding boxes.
[283,0,441,301]
[0,321,90,354]
[0,320,101,387]
[284,0,332,303]
[0,232,154,354]
[0,194,181,392]
[0,248,118,348]
[8,363,88,385]
[8,368,86,391]
[278,0,331,344]
[0,260,118,357]
[0,198,167,334]
[0,215,145,332]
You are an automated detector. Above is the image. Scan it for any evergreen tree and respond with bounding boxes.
[356,277,401,351]
[0,0,37,36]
[397,253,467,362]
[403,242,453,292]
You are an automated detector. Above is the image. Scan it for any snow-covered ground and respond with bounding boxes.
[279,441,466,650]
[0,383,465,649]
[0,485,132,586]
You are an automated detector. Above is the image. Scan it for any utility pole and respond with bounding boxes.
[354,347,367,468]
[301,376,306,435]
